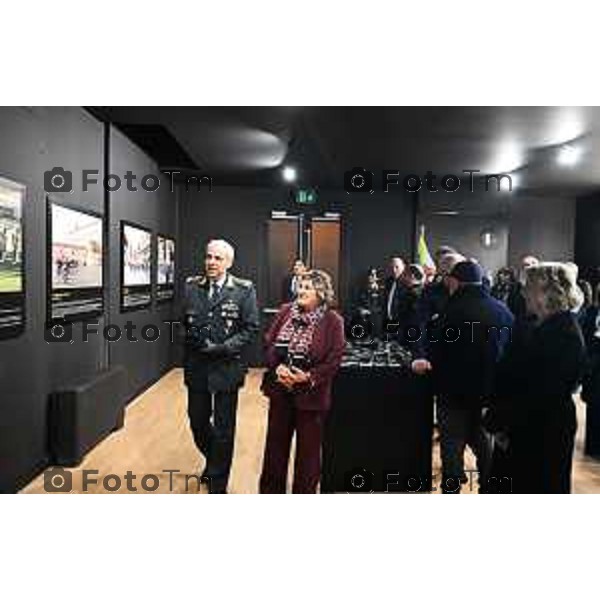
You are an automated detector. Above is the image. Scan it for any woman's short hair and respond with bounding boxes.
[525,262,584,314]
[299,269,335,307]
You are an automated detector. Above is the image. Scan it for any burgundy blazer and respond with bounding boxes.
[262,303,346,411]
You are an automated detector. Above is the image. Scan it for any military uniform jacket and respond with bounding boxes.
[183,273,259,392]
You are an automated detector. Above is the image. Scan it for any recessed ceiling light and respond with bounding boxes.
[489,140,526,173]
[557,144,582,166]
[282,166,296,182]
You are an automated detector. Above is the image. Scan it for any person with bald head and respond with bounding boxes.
[183,239,259,493]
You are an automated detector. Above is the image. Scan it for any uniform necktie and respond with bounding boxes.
[211,282,221,300]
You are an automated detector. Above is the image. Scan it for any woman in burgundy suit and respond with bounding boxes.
[259,270,345,493]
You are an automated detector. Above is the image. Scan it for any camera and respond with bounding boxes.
[273,343,310,372]
[344,467,374,493]
[344,167,374,194]
[44,467,73,492]
[288,352,310,372]
[45,319,73,343]
[273,341,290,365]
[44,167,73,193]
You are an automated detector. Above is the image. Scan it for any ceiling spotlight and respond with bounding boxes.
[282,166,296,182]
[557,144,582,166]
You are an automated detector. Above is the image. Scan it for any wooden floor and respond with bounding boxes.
[21,368,600,494]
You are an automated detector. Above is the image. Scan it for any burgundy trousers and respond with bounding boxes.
[259,395,327,494]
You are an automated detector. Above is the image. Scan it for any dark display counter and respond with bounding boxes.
[321,343,433,493]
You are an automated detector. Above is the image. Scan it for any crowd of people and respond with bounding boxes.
[182,238,600,494]
[355,248,600,493]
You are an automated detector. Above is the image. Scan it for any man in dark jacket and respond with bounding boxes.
[411,260,514,492]
[282,259,307,302]
[383,257,411,335]
[183,239,259,493]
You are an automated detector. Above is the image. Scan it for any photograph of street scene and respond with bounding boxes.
[123,224,151,286]
[51,203,102,290]
[0,178,24,294]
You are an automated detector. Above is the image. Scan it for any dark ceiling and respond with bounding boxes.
[89,106,600,201]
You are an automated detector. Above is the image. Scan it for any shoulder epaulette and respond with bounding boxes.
[229,275,253,288]
[185,275,206,286]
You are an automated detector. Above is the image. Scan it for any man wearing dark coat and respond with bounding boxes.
[412,260,514,492]
[383,257,411,336]
[183,239,259,493]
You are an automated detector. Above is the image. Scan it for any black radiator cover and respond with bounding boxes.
[47,367,128,466]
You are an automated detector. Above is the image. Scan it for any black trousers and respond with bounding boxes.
[187,389,239,492]
[437,398,492,493]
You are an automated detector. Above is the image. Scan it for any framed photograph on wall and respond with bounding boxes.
[121,222,152,311]
[0,176,25,339]
[47,198,104,322]
[157,234,175,302]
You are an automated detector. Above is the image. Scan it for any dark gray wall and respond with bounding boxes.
[419,212,509,278]
[0,109,177,492]
[108,126,178,401]
[575,193,600,285]
[176,185,415,313]
[419,185,578,277]
[508,193,576,267]
[0,107,106,491]
[418,185,510,277]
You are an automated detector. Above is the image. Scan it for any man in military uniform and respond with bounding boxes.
[183,239,259,493]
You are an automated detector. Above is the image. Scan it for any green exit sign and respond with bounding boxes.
[295,188,318,205]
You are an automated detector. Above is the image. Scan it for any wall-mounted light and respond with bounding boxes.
[480,228,497,249]
[557,144,582,166]
[282,166,297,183]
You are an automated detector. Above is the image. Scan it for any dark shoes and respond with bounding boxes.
[200,471,227,494]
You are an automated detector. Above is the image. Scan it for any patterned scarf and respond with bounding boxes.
[276,303,326,357]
